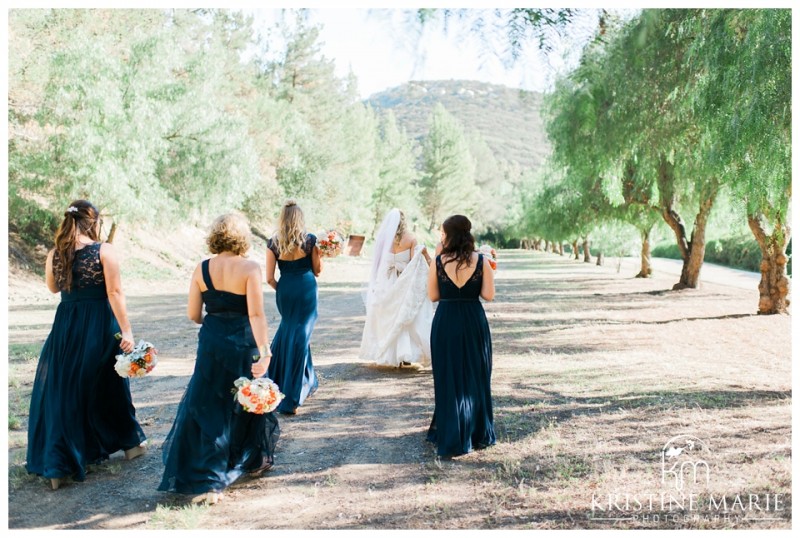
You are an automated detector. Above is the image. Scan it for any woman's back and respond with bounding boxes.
[268,235,317,273]
[199,257,250,317]
[57,242,106,298]
[436,253,484,301]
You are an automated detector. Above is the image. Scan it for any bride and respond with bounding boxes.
[359,209,433,367]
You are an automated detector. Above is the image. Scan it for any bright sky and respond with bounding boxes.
[251,8,607,99]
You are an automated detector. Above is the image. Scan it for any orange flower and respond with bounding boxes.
[242,387,251,397]
[249,395,258,404]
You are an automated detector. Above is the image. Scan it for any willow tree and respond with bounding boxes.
[9,9,263,233]
[686,9,791,314]
[602,10,721,290]
[544,27,621,266]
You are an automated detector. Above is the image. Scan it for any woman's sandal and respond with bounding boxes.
[192,491,224,505]
[248,458,274,477]
[124,442,148,460]
[50,478,61,491]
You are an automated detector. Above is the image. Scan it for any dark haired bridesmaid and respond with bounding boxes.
[426,214,496,457]
[27,200,147,490]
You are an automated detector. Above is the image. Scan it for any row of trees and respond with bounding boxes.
[9,9,520,249]
[522,9,790,314]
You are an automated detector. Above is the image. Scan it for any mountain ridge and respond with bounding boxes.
[365,79,551,172]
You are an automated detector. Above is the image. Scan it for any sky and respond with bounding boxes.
[251,8,607,99]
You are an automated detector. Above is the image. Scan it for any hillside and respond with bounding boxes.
[366,80,551,172]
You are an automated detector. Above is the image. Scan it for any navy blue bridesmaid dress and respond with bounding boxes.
[26,242,146,482]
[266,234,319,414]
[158,259,280,495]
[427,253,496,457]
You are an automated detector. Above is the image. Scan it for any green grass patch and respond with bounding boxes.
[8,342,41,362]
[147,503,208,529]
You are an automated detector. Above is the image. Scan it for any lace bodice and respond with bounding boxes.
[54,242,105,290]
[267,234,317,274]
[436,254,483,301]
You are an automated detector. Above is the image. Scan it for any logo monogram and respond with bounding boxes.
[661,435,711,491]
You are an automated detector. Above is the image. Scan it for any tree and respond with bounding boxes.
[369,110,420,237]
[598,10,722,289]
[419,104,477,230]
[685,9,791,314]
[414,8,577,58]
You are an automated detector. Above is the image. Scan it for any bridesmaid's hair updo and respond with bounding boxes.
[276,199,307,258]
[394,210,407,244]
[440,214,475,272]
[52,200,101,292]
[207,213,251,256]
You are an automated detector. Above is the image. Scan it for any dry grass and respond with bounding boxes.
[7,249,791,529]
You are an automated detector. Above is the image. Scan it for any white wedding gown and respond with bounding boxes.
[359,245,433,367]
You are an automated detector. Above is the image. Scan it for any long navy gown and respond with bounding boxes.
[158,259,280,494]
[266,234,319,414]
[27,242,147,481]
[427,254,496,457]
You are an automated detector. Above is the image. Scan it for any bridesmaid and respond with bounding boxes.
[158,213,279,504]
[27,200,147,490]
[266,200,321,415]
[426,214,496,457]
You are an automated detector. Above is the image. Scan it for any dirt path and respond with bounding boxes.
[7,251,792,529]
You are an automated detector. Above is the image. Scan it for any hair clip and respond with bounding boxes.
[66,206,78,213]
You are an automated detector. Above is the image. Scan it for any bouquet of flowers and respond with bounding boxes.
[114,337,158,378]
[478,244,498,271]
[317,229,343,258]
[233,377,285,414]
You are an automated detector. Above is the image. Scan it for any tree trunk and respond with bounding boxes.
[106,222,118,244]
[636,227,653,278]
[558,243,564,256]
[596,252,604,266]
[657,157,718,289]
[582,236,591,263]
[572,239,579,260]
[544,240,550,252]
[748,213,791,314]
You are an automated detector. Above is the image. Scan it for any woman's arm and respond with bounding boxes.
[480,257,495,301]
[427,256,440,302]
[45,250,59,293]
[246,262,271,378]
[266,247,278,290]
[99,243,134,353]
[420,245,432,265]
[187,263,203,324]
[311,244,322,277]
